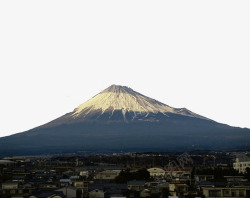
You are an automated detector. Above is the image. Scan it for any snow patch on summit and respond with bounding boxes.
[70,85,208,121]
[72,92,174,117]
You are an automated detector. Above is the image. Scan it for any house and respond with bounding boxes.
[73,180,89,197]
[127,180,146,191]
[38,182,57,189]
[79,170,89,178]
[56,187,79,198]
[196,181,215,191]
[2,181,19,190]
[147,168,165,178]
[105,188,124,198]
[1,181,20,196]
[165,168,192,181]
[233,155,250,173]
[95,170,121,180]
[29,191,65,198]
[59,179,72,187]
[169,183,188,197]
[194,175,214,184]
[12,175,27,182]
[140,189,151,197]
[224,176,249,187]
[89,189,105,198]
[73,180,88,189]
[202,187,250,198]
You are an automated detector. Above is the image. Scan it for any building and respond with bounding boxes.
[169,183,188,197]
[224,176,249,187]
[233,154,250,173]
[202,187,250,198]
[194,175,214,184]
[89,189,105,198]
[29,191,65,198]
[56,187,79,198]
[165,168,192,180]
[1,181,26,197]
[140,189,151,197]
[127,180,146,191]
[147,168,165,178]
[95,170,121,180]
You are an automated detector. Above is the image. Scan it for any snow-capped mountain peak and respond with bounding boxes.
[70,85,207,121]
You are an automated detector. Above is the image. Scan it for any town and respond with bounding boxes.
[0,151,250,198]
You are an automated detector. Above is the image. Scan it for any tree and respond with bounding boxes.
[245,167,250,182]
[115,168,150,184]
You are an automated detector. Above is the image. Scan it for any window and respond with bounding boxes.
[223,190,230,197]
[239,190,244,197]
[231,190,237,197]
[209,190,221,197]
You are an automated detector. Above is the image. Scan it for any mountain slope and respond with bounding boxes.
[0,85,250,156]
[42,85,209,127]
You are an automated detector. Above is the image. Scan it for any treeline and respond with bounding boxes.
[115,168,151,183]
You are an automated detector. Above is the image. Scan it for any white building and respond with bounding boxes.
[233,154,250,173]
[147,168,165,178]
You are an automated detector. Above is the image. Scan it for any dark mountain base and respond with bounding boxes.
[1,116,249,156]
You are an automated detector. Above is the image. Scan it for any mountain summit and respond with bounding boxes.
[44,85,208,127]
[72,84,207,120]
[0,85,250,156]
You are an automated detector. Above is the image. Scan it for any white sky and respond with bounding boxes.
[0,0,250,137]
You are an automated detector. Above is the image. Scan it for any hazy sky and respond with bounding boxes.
[1,1,250,137]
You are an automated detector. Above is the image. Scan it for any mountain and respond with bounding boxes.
[43,85,209,127]
[0,85,250,156]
